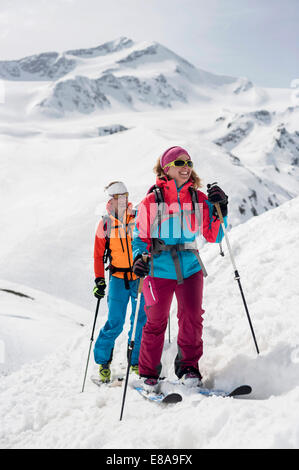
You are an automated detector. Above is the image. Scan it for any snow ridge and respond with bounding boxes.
[0,37,242,116]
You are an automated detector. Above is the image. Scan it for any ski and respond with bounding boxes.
[196,384,252,398]
[134,386,182,404]
[162,379,252,399]
[91,375,124,388]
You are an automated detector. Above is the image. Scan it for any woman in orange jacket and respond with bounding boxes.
[93,181,146,382]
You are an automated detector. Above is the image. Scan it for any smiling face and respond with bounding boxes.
[166,155,193,188]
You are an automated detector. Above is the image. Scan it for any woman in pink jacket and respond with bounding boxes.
[132,146,228,392]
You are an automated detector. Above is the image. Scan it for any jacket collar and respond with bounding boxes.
[155,177,194,205]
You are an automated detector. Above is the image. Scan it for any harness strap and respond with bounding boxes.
[151,240,208,284]
[108,265,133,290]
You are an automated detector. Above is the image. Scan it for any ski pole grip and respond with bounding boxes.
[215,202,225,224]
[136,254,149,293]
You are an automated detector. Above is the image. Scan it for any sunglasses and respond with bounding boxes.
[163,159,193,169]
[112,192,129,200]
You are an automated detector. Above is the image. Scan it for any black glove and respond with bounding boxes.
[93,277,106,299]
[207,184,228,218]
[133,254,150,278]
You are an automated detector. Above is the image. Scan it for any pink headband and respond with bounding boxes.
[160,146,191,173]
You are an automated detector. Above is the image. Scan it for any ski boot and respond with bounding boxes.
[181,367,202,387]
[98,363,111,383]
[142,377,159,393]
[130,364,139,375]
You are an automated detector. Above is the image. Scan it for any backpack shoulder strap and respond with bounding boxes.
[102,215,111,238]
[147,184,165,205]
[188,187,201,224]
[153,186,164,205]
[102,215,112,264]
[188,186,198,209]
[151,186,164,236]
[130,208,137,218]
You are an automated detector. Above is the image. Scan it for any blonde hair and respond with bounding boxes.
[153,157,202,189]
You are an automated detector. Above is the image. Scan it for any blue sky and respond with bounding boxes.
[0,0,298,87]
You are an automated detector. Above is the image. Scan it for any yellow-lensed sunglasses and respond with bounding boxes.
[163,159,193,169]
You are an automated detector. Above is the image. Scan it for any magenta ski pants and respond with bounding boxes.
[139,270,204,378]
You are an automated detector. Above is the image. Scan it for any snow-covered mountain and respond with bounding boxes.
[0,36,251,117]
[211,105,299,216]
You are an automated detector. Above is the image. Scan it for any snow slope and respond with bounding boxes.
[1,196,299,449]
[0,280,88,376]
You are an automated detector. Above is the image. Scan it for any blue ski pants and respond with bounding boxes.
[93,275,147,366]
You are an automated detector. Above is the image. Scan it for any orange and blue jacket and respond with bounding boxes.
[94,201,138,282]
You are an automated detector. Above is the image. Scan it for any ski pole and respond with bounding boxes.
[168,316,171,343]
[208,183,260,355]
[120,255,148,421]
[81,298,101,392]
